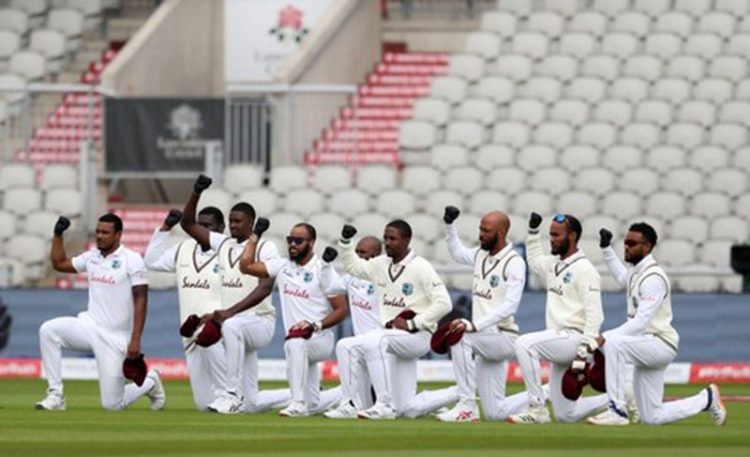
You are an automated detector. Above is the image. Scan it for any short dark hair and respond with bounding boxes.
[294,223,316,240]
[629,222,658,247]
[386,219,412,240]
[230,202,256,220]
[566,215,582,242]
[99,213,123,232]
[198,206,224,226]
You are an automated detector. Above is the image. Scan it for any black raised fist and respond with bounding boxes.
[599,228,613,248]
[54,216,71,236]
[529,212,542,230]
[323,247,338,263]
[193,174,212,194]
[253,217,270,237]
[341,224,357,240]
[164,209,182,228]
[443,206,460,224]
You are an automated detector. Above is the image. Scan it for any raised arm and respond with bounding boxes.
[472,256,526,332]
[319,248,348,296]
[180,175,213,251]
[50,217,76,273]
[525,212,550,278]
[143,210,182,272]
[238,218,271,278]
[338,225,375,281]
[444,206,477,266]
[599,228,628,288]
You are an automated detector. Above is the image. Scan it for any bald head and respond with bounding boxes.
[479,211,510,252]
[356,236,382,260]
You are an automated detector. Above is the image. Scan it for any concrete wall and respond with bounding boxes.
[382,19,476,53]
[100,0,224,97]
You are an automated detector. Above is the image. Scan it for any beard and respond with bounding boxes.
[480,233,499,251]
[289,245,310,263]
[551,238,570,256]
[625,252,644,265]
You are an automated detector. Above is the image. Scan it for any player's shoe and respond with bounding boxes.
[146,370,166,411]
[207,391,244,414]
[706,383,727,426]
[35,389,66,411]
[436,401,480,423]
[357,402,397,420]
[324,400,358,419]
[625,384,640,424]
[507,405,551,424]
[279,401,310,417]
[587,408,630,426]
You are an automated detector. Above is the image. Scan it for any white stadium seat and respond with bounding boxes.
[657,239,696,267]
[665,123,704,151]
[652,77,694,105]
[609,77,649,104]
[666,56,705,83]
[45,188,82,219]
[662,167,704,196]
[645,192,686,219]
[736,194,750,218]
[475,144,514,168]
[497,0,532,17]
[734,147,750,172]
[527,12,565,38]
[576,122,617,150]
[693,78,733,104]
[699,240,733,267]
[711,216,749,242]
[634,100,672,127]
[718,101,750,126]
[623,55,662,82]
[533,122,574,149]
[593,100,632,127]
[549,99,589,127]
[311,165,351,195]
[327,189,369,218]
[448,54,485,82]
[6,234,46,272]
[634,0,671,17]
[430,144,469,171]
[645,146,686,173]
[47,8,84,52]
[376,190,415,218]
[480,11,517,37]
[197,188,232,216]
[512,191,553,216]
[0,210,16,240]
[464,32,502,60]
[468,190,510,216]
[543,0,579,17]
[485,167,526,195]
[619,168,660,196]
[683,33,723,60]
[401,166,441,197]
[9,0,46,28]
[584,215,621,236]
[0,8,29,36]
[30,29,66,74]
[581,55,621,82]
[560,145,600,171]
[350,213,391,239]
[41,164,77,191]
[238,188,277,216]
[443,167,484,196]
[696,12,736,39]
[611,12,650,38]
[356,166,396,195]
[284,189,324,218]
[706,168,748,197]
[309,213,345,239]
[709,123,746,151]
[495,55,532,82]
[601,191,642,219]
[619,123,661,150]
[0,163,34,190]
[429,76,468,104]
[400,120,437,150]
[691,192,732,218]
[645,33,683,61]
[602,145,643,171]
[568,11,608,37]
[535,55,578,82]
[66,0,104,30]
[0,31,21,72]
[454,213,482,245]
[510,33,549,60]
[574,167,615,196]
[270,166,307,194]
[267,212,303,238]
[689,146,730,173]
[9,51,46,81]
[445,121,484,149]
[407,213,442,243]
[509,99,546,126]
[669,216,709,244]
[412,98,451,126]
[708,55,746,82]
[716,0,750,17]
[23,211,61,238]
[674,0,711,17]
[741,16,750,32]
[566,77,607,104]
[654,12,694,38]
[601,33,639,60]
[530,168,570,195]
[726,34,750,59]
[455,98,497,126]
[592,0,630,17]
[521,77,562,104]
[557,191,597,218]
[579,238,605,266]
[223,164,262,195]
[517,144,556,171]
[3,187,41,215]
[474,77,514,104]
[425,190,464,218]
[492,122,530,149]
[558,33,597,59]
[677,100,716,127]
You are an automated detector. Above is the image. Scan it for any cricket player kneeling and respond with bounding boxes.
[36,215,165,411]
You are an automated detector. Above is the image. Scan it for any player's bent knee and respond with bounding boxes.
[101,399,125,411]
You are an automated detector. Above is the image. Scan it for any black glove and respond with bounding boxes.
[54,216,71,236]
[443,206,460,224]
[341,224,357,241]
[164,209,182,229]
[253,217,270,237]
[529,212,542,230]
[323,247,338,263]
[599,228,613,248]
[193,174,212,194]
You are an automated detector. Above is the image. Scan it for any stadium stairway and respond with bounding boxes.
[304,51,449,166]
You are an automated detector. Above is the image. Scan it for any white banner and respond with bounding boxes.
[224,0,333,83]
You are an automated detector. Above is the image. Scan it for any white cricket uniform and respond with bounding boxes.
[265,255,343,412]
[39,245,156,410]
[515,231,609,422]
[143,230,226,410]
[320,262,380,409]
[208,232,290,412]
[444,224,536,420]
[602,249,707,424]
[339,241,458,418]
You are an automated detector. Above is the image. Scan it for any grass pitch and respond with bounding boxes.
[0,380,748,457]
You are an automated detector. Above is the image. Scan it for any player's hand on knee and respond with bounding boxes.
[164,209,182,229]
[528,212,542,230]
[193,174,212,194]
[599,228,613,248]
[253,217,270,237]
[341,224,357,241]
[322,246,338,263]
[126,340,141,360]
[443,206,460,224]
[54,216,71,236]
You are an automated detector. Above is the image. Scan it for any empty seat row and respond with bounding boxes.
[0,163,78,190]
[1,187,82,217]
[495,0,749,20]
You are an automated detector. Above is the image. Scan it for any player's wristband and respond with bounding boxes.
[587,339,600,353]
[571,358,587,371]
[313,321,323,332]
[576,344,589,359]
[406,319,417,333]
[460,318,475,332]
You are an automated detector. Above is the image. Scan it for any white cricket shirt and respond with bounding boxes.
[320,262,380,336]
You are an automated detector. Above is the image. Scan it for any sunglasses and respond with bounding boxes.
[286,236,310,245]
[624,240,646,247]
[553,213,567,223]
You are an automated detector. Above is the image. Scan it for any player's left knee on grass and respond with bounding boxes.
[100,398,125,411]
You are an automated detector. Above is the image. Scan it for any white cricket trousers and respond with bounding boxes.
[39,314,154,411]
[515,328,608,422]
[221,313,291,412]
[185,343,226,411]
[361,329,458,418]
[336,332,376,410]
[450,329,534,420]
[603,333,708,425]
[283,330,342,412]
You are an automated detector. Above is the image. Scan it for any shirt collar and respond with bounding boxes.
[98,244,124,259]
[487,242,514,262]
[295,254,319,270]
[392,249,416,268]
[632,254,657,275]
[559,249,585,265]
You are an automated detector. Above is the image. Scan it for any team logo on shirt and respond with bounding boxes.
[213,263,220,274]
[402,283,413,295]
[111,259,121,269]
[303,272,314,283]
[489,275,500,287]
[562,271,573,284]
[366,284,375,295]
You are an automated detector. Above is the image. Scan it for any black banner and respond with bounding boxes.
[105,98,224,172]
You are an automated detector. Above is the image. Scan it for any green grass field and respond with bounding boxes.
[0,380,748,457]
